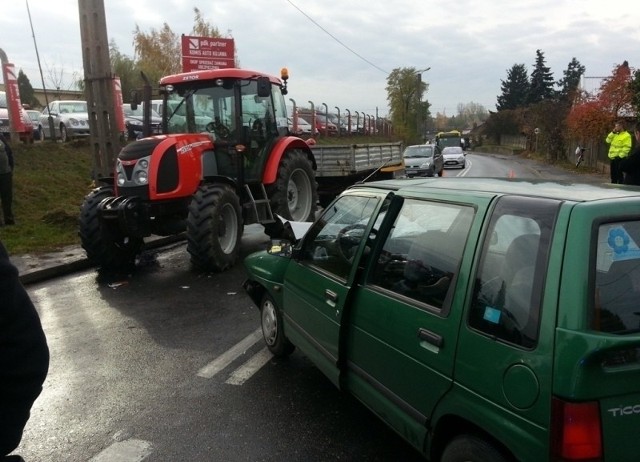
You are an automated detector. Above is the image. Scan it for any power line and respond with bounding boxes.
[284,0,389,75]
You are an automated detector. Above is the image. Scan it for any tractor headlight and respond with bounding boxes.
[117,172,126,186]
[135,170,148,184]
[133,155,151,185]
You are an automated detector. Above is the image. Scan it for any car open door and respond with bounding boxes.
[281,192,388,386]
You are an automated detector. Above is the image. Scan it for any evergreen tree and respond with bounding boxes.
[528,49,555,104]
[557,57,585,102]
[17,70,40,109]
[496,64,529,111]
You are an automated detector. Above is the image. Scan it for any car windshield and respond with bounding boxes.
[403,146,434,158]
[443,147,463,155]
[59,102,87,113]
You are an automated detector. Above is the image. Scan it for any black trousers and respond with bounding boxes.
[0,172,13,224]
[610,157,624,184]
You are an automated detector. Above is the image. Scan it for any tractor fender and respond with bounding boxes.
[262,136,316,185]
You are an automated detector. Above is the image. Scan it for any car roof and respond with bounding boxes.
[349,177,640,203]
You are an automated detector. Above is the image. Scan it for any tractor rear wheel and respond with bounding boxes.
[187,184,243,271]
[79,186,143,269]
[266,149,317,224]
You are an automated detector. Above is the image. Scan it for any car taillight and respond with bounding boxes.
[551,398,602,460]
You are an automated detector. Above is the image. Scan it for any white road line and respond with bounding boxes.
[89,439,152,462]
[225,347,273,386]
[197,328,263,378]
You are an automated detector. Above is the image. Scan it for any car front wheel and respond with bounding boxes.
[260,293,294,357]
[60,124,69,142]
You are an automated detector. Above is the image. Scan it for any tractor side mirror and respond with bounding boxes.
[257,77,271,97]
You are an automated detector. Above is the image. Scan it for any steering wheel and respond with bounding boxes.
[336,224,372,263]
[205,120,231,139]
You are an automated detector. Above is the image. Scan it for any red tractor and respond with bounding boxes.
[79,68,317,271]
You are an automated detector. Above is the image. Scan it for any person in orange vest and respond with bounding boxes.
[605,120,632,184]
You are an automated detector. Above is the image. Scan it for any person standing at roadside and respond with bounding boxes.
[619,122,640,186]
[0,132,15,225]
[605,120,632,184]
[0,239,49,460]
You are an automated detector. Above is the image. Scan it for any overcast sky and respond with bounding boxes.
[1,0,638,117]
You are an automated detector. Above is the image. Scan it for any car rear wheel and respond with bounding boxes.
[441,434,509,462]
[260,293,295,357]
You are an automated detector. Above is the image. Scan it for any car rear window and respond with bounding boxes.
[593,221,640,334]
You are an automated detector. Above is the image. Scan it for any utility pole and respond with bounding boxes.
[78,0,121,180]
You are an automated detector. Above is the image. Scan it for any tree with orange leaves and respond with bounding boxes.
[566,61,634,141]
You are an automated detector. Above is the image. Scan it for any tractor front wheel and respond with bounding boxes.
[187,184,243,271]
[78,186,143,269]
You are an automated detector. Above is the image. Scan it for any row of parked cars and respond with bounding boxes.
[402,143,467,177]
[1,95,165,143]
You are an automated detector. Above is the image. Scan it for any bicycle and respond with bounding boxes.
[575,146,586,168]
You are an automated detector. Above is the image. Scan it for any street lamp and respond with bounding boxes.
[289,98,297,134]
[308,101,315,136]
[322,103,328,136]
[345,109,351,135]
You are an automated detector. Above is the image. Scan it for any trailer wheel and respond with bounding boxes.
[187,184,243,271]
[267,149,317,223]
[260,293,295,357]
[79,186,142,269]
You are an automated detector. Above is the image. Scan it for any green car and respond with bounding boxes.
[243,177,640,462]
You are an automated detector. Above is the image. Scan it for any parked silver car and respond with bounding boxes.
[442,146,466,169]
[38,100,90,142]
[403,144,443,177]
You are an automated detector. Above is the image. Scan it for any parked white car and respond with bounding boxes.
[38,100,90,142]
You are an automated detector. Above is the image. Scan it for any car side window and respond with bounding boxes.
[468,196,559,348]
[593,220,640,334]
[299,194,381,280]
[370,198,474,311]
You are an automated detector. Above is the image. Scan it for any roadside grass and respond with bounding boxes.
[1,141,94,255]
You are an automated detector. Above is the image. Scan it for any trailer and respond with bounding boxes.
[312,142,405,206]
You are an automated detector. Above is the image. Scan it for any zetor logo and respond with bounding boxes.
[607,404,640,417]
[176,140,209,154]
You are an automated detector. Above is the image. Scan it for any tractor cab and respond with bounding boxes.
[159,69,290,183]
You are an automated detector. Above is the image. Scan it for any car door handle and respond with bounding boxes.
[325,289,338,303]
[417,328,443,348]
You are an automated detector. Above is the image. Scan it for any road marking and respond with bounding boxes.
[89,439,152,462]
[197,328,263,378]
[225,347,272,385]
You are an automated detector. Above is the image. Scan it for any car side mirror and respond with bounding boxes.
[267,239,294,258]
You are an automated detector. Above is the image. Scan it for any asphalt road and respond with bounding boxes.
[11,152,608,461]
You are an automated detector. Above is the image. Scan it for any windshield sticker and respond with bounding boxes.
[483,306,501,324]
[607,227,640,261]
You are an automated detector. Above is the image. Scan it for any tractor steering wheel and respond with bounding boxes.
[206,119,231,139]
